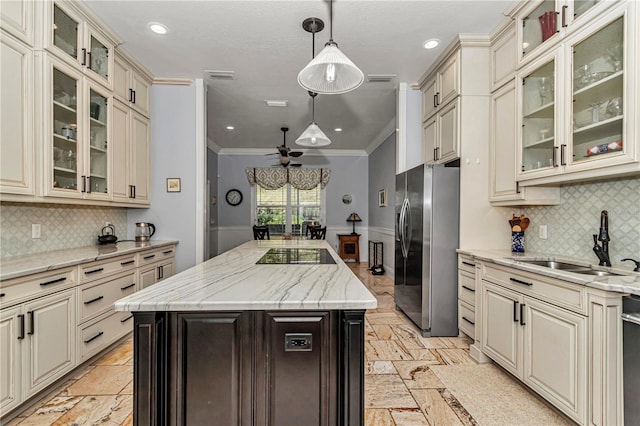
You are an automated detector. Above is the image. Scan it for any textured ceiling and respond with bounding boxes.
[84,0,508,152]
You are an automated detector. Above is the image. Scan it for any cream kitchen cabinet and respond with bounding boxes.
[44,53,111,201]
[0,0,35,47]
[0,288,76,416]
[490,80,560,205]
[0,31,34,196]
[423,98,459,164]
[113,50,151,117]
[514,0,615,67]
[517,1,639,186]
[421,51,459,121]
[457,255,477,340]
[111,101,150,205]
[138,246,176,290]
[43,0,118,89]
[490,19,517,92]
[480,262,589,424]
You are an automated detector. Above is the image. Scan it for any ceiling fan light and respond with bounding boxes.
[295,122,331,147]
[297,43,364,95]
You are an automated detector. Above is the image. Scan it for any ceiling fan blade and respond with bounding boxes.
[289,151,303,158]
[265,153,279,156]
[290,163,303,167]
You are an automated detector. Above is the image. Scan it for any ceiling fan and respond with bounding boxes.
[269,127,303,167]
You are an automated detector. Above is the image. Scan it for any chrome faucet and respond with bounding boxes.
[593,210,611,267]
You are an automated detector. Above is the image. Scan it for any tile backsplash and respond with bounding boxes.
[519,177,640,265]
[0,203,128,258]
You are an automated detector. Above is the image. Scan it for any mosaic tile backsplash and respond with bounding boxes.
[0,203,128,258]
[515,177,640,266]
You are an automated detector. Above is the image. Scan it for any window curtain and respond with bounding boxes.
[245,168,331,190]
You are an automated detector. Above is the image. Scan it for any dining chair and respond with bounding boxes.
[309,226,326,240]
[253,225,270,240]
[305,224,321,237]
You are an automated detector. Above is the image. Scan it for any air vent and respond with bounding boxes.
[206,70,235,80]
[265,100,288,107]
[367,74,396,83]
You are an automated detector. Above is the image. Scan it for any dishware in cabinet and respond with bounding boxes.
[45,1,116,89]
[45,54,110,200]
[516,0,611,67]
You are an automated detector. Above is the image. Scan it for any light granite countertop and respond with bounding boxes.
[114,240,378,312]
[0,241,178,282]
[458,248,640,296]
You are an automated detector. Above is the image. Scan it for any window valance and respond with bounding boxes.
[245,168,331,190]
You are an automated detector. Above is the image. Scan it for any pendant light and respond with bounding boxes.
[296,18,331,147]
[297,0,364,95]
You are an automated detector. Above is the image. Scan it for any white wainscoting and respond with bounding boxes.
[365,226,395,278]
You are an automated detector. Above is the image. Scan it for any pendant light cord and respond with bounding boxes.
[329,0,333,42]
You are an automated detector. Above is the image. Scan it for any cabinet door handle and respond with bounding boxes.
[510,277,533,286]
[560,144,567,166]
[120,315,134,323]
[461,261,474,267]
[87,51,92,69]
[27,311,34,335]
[163,250,173,255]
[120,283,135,291]
[435,92,440,106]
[81,176,86,193]
[132,185,136,199]
[0,293,5,298]
[462,316,475,326]
[120,260,135,266]
[433,148,437,161]
[520,303,526,326]
[461,285,475,293]
[132,90,136,104]
[85,267,104,275]
[552,146,558,167]
[40,277,66,286]
[86,176,91,193]
[562,5,568,27]
[18,314,25,340]
[433,94,438,108]
[513,300,519,322]
[435,147,439,160]
[84,331,104,344]
[158,265,164,279]
[84,295,104,305]
[81,48,87,66]
[129,88,134,102]
[516,181,521,194]
[143,254,156,260]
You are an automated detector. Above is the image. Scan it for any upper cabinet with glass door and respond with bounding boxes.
[45,1,119,89]
[516,0,616,67]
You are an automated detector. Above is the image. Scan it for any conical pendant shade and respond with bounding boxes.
[295,122,331,147]
[298,42,364,95]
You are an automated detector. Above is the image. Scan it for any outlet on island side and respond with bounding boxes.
[539,225,548,239]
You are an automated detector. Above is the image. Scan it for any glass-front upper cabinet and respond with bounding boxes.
[520,57,558,175]
[52,65,80,194]
[518,0,606,65]
[48,2,114,88]
[87,87,109,195]
[569,16,624,166]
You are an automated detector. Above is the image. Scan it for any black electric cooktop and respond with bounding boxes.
[256,248,336,265]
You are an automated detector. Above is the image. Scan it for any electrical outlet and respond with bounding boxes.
[32,224,41,239]
[539,225,548,239]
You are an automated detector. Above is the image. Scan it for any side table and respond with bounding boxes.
[338,234,360,262]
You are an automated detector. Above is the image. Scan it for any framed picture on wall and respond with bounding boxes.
[378,189,387,207]
[167,178,181,192]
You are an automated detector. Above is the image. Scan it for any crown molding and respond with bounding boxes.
[153,77,193,86]
[366,118,396,155]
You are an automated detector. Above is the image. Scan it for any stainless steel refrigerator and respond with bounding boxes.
[395,164,459,337]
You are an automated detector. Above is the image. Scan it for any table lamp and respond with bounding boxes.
[346,212,362,235]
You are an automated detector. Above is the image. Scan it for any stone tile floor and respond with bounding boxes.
[5,263,572,425]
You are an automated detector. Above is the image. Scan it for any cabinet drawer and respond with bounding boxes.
[458,270,476,306]
[137,246,176,267]
[458,300,475,339]
[0,267,76,307]
[78,271,136,324]
[458,255,476,274]
[79,255,137,283]
[78,310,133,361]
[482,263,586,314]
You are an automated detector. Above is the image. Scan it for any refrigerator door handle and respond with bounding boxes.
[399,198,406,258]
[405,198,412,256]
[400,198,409,259]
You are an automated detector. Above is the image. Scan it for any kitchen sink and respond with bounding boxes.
[514,259,623,277]
[516,260,586,270]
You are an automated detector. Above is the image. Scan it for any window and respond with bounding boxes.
[255,184,323,237]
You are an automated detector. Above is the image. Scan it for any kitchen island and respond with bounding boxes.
[115,240,377,426]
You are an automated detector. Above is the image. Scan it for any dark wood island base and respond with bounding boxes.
[133,309,366,426]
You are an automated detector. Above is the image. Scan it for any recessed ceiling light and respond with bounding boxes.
[149,23,168,35]
[423,38,440,49]
[226,126,235,130]
[334,128,343,132]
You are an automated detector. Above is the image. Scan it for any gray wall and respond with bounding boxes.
[128,84,198,273]
[368,132,396,228]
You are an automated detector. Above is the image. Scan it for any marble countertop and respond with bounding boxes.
[115,240,378,312]
[0,241,178,281]
[458,248,640,296]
